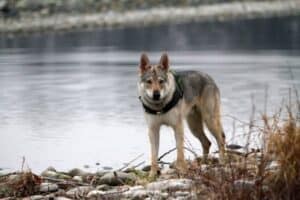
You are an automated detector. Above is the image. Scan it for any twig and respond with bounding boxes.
[158,148,177,161]
[118,153,144,171]
[131,161,145,169]
[158,146,198,163]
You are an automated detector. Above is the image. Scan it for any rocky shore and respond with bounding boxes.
[0,149,284,200]
[0,0,300,34]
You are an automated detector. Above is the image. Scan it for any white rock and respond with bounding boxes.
[66,186,94,198]
[28,195,45,200]
[39,182,59,192]
[72,175,83,182]
[146,179,193,191]
[86,190,106,198]
[55,197,73,200]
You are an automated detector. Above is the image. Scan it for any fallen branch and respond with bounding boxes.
[118,153,144,171]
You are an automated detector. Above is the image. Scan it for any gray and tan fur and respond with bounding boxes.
[138,53,226,177]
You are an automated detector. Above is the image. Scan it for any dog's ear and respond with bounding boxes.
[140,53,150,74]
[159,53,169,71]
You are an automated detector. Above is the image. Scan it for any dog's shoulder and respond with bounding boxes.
[173,70,215,102]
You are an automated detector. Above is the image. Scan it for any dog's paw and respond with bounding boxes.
[176,160,188,174]
[149,169,159,180]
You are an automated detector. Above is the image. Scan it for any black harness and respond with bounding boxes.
[139,71,183,115]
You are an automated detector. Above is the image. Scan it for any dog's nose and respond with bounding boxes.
[153,90,160,101]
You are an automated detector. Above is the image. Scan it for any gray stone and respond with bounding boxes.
[99,171,137,186]
[68,168,86,177]
[55,197,73,200]
[146,179,193,191]
[39,182,59,192]
[122,186,148,199]
[66,186,94,198]
[41,170,57,178]
[72,175,83,182]
[86,190,106,198]
[45,166,56,172]
[96,184,112,191]
[56,173,72,180]
[27,195,45,200]
[142,165,151,172]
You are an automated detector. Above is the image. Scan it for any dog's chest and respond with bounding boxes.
[144,100,188,128]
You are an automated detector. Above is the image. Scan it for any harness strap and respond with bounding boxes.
[139,71,183,115]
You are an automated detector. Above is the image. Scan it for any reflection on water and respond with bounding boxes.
[0,17,300,172]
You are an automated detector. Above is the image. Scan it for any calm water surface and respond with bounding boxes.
[0,18,300,172]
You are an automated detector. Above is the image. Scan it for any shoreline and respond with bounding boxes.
[1,0,300,35]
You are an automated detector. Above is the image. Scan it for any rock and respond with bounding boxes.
[66,186,94,199]
[68,168,86,177]
[96,184,112,191]
[99,171,137,186]
[142,165,151,172]
[27,195,45,200]
[56,173,72,180]
[146,179,193,191]
[72,175,83,182]
[39,182,59,192]
[159,168,178,179]
[88,187,130,199]
[86,190,106,198]
[122,186,149,199]
[226,144,244,149]
[41,170,57,178]
[55,197,73,200]
[45,166,57,172]
[174,191,191,197]
[102,166,113,170]
[95,170,109,177]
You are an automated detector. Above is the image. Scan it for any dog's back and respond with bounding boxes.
[176,70,225,161]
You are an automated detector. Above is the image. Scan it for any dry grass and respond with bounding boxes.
[185,93,300,200]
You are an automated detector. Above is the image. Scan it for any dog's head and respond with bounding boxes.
[138,53,173,102]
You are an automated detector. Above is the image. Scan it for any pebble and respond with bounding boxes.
[41,170,57,178]
[56,197,73,200]
[96,184,112,191]
[68,168,86,177]
[146,179,194,191]
[27,195,45,200]
[99,171,137,186]
[72,175,83,182]
[66,186,94,198]
[39,182,59,192]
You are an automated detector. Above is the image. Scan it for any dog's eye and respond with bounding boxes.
[159,80,164,84]
[146,80,152,84]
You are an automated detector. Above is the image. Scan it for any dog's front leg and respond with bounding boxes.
[173,122,187,173]
[148,126,160,178]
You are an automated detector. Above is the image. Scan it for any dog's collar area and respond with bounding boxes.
[139,71,183,115]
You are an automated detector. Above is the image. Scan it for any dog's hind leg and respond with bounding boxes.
[200,86,226,163]
[187,108,211,162]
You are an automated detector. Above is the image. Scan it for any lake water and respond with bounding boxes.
[0,17,299,172]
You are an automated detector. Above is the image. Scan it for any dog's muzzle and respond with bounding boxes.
[153,91,160,101]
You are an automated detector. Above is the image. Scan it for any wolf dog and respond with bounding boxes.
[138,53,226,177]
